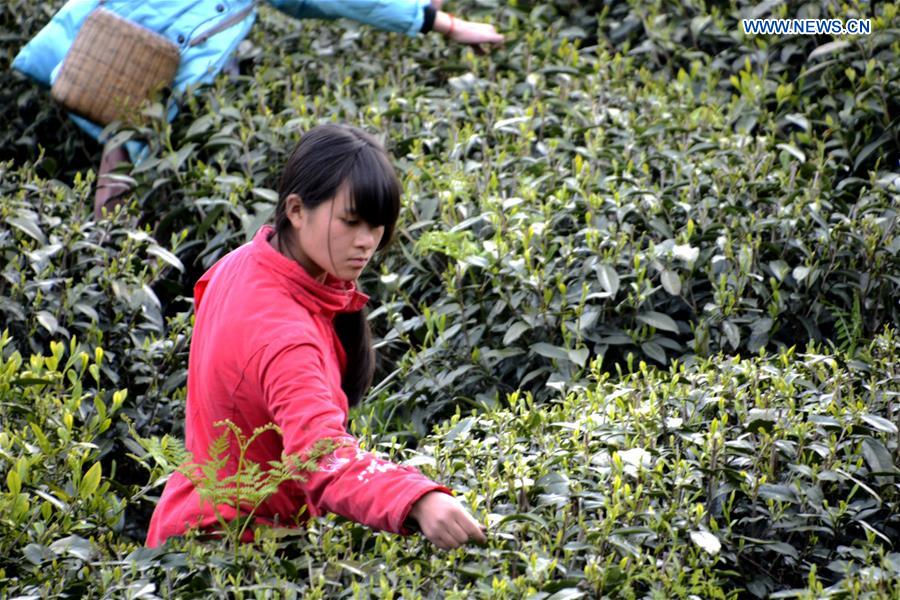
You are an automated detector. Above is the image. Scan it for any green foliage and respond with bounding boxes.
[358,0,899,431]
[0,158,194,534]
[1,0,898,596]
[3,0,897,434]
[128,418,340,553]
[0,0,94,173]
[1,329,898,596]
[0,160,185,353]
[583,0,899,173]
[0,331,129,589]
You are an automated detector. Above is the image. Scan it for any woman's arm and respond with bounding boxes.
[267,0,504,49]
[267,0,432,37]
[257,339,457,535]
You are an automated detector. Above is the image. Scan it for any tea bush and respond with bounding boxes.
[1,330,897,597]
[0,332,129,585]
[1,0,898,595]
[0,160,193,535]
[0,0,95,174]
[2,0,897,432]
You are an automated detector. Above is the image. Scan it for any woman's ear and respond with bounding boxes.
[285,193,305,229]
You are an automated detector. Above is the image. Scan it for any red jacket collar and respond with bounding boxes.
[251,224,369,317]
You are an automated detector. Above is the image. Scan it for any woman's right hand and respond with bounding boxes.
[434,11,505,50]
[407,491,487,550]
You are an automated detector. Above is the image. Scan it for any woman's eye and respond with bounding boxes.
[343,218,359,226]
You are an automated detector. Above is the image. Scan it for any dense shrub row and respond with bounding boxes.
[1,329,897,596]
[2,1,896,435]
[1,0,897,595]
[0,163,193,537]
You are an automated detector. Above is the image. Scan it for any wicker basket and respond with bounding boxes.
[51,8,180,126]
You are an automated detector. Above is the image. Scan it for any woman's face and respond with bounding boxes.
[282,185,385,282]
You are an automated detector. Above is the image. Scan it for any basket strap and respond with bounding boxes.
[189,1,260,47]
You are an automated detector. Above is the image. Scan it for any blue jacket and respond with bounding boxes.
[12,0,430,160]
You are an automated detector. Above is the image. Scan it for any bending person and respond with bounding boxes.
[145,123,488,551]
[12,0,504,218]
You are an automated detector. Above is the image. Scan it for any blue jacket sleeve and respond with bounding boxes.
[266,0,430,37]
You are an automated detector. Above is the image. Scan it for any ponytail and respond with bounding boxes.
[333,309,374,408]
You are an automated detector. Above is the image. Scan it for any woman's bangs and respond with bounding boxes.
[346,147,400,229]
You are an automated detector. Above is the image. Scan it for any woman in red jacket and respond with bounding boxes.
[146,123,486,550]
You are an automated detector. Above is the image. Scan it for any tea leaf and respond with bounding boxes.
[79,462,102,499]
[596,264,620,296]
[637,311,679,334]
[146,245,185,272]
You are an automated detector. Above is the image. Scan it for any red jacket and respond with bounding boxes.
[145,224,452,547]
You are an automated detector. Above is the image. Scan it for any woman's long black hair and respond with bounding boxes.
[274,123,401,408]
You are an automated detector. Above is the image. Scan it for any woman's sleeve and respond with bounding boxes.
[257,339,453,534]
[266,0,431,37]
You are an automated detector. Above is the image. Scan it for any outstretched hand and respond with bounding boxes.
[407,491,487,550]
[447,18,505,47]
[434,10,505,53]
